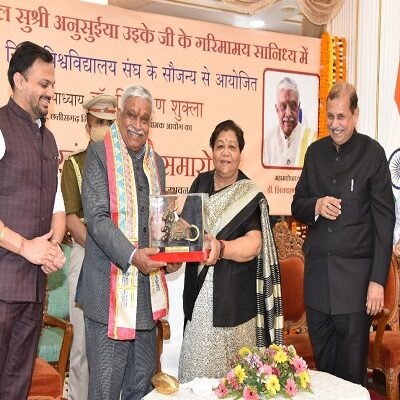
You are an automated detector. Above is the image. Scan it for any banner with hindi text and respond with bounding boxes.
[0,0,321,215]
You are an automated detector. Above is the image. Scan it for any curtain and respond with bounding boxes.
[220,0,279,14]
[221,0,344,22]
[220,0,345,37]
[297,0,345,25]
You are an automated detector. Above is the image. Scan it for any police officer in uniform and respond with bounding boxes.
[61,94,117,400]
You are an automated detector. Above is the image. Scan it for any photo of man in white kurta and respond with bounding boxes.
[263,76,317,168]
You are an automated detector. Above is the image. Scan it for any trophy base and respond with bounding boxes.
[149,250,209,263]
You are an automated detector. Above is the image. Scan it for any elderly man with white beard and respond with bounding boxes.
[76,85,181,400]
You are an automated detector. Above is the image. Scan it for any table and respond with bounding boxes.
[143,370,370,399]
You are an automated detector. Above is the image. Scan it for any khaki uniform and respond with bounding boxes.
[61,150,86,218]
[61,149,88,400]
[63,93,116,400]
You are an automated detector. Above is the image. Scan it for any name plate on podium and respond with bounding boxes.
[149,193,209,263]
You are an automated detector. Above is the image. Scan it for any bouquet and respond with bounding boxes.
[214,344,312,399]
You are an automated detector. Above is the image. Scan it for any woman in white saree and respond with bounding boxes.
[178,120,283,383]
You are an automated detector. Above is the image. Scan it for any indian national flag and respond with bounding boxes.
[385,63,400,196]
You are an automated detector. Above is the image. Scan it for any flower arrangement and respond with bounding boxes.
[214,344,312,399]
[319,32,347,139]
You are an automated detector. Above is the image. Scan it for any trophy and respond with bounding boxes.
[149,193,209,262]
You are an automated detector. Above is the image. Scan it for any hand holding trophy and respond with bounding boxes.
[149,193,209,262]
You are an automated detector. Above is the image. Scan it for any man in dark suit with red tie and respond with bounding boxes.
[292,82,395,387]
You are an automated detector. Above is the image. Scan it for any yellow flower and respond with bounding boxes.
[234,364,246,384]
[274,349,288,363]
[269,344,281,351]
[266,374,280,395]
[299,371,311,388]
[239,347,252,357]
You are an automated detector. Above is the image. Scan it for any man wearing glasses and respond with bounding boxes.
[61,94,117,400]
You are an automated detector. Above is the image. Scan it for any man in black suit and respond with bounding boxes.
[291,82,395,386]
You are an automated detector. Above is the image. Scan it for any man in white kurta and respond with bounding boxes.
[263,77,316,167]
[264,123,315,167]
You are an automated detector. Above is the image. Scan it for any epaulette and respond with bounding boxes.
[67,149,86,159]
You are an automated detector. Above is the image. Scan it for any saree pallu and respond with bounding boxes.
[179,175,283,382]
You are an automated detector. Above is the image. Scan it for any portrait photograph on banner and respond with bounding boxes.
[262,69,319,169]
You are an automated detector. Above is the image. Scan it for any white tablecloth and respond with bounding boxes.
[143,370,370,400]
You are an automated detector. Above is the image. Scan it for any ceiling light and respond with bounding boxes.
[249,20,266,28]
[281,6,298,13]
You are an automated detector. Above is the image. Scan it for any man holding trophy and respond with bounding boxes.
[76,85,181,400]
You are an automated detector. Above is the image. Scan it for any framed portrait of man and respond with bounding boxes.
[262,69,319,169]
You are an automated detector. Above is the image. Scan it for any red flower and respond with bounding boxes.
[243,386,259,400]
[214,380,228,398]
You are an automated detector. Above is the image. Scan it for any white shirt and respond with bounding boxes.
[0,126,65,214]
[263,123,316,167]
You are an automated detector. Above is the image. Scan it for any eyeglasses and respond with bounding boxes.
[121,111,150,126]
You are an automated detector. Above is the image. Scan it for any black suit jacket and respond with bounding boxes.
[291,131,395,315]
